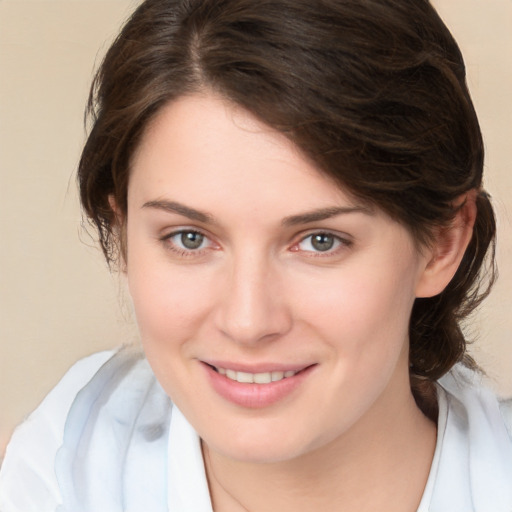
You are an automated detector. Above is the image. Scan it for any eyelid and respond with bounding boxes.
[290,230,353,255]
[160,227,219,255]
[160,227,207,240]
[159,226,352,258]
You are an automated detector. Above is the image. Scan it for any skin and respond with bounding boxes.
[123,93,474,511]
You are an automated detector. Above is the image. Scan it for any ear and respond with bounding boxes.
[108,194,128,272]
[108,194,121,220]
[415,190,477,298]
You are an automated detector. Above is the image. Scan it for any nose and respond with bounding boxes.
[214,252,292,345]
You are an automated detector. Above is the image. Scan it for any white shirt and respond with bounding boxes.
[1,347,511,511]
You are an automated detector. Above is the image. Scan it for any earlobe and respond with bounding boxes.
[415,190,477,298]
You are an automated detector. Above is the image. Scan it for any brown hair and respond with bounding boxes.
[78,0,496,412]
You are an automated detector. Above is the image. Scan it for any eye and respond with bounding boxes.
[162,229,214,254]
[177,231,206,250]
[295,232,348,254]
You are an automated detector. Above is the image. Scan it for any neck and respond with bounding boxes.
[203,369,437,512]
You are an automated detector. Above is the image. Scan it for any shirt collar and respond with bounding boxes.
[168,406,213,512]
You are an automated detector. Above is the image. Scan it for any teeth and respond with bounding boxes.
[236,371,254,383]
[271,371,284,382]
[216,367,298,383]
[254,372,272,384]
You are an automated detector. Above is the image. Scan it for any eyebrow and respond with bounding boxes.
[142,199,373,226]
[282,205,373,226]
[142,200,214,224]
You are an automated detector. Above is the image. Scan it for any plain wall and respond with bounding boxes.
[1,0,511,455]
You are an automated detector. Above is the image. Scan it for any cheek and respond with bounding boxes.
[295,253,419,353]
[127,247,213,346]
[126,254,217,401]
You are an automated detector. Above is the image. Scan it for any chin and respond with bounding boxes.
[202,418,327,465]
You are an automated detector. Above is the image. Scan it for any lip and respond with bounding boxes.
[203,360,309,374]
[201,361,316,409]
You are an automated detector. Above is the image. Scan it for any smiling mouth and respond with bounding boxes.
[208,364,303,384]
[204,363,315,407]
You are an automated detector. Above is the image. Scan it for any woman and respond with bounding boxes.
[1,0,511,510]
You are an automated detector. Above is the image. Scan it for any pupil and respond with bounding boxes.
[312,234,334,251]
[181,232,203,249]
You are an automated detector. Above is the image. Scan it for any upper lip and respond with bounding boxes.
[201,360,315,373]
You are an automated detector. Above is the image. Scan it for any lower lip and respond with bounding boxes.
[202,363,315,409]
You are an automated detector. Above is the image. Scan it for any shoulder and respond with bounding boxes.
[0,349,118,512]
[0,346,172,512]
[55,346,172,511]
[429,365,512,511]
[438,364,512,441]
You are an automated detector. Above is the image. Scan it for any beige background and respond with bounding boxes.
[0,0,511,455]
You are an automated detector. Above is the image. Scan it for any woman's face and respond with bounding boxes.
[126,93,431,463]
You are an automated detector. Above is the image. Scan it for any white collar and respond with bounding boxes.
[168,406,213,512]
[426,366,512,511]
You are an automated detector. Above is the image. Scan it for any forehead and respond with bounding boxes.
[129,93,361,213]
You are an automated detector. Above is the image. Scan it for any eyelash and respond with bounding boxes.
[160,229,215,257]
[160,229,352,258]
[292,231,352,257]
